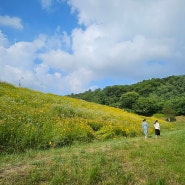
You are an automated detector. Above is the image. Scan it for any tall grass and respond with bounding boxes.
[0,118,185,185]
[0,81,184,184]
[0,82,171,153]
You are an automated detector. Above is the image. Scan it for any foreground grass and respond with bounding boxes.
[0,118,185,185]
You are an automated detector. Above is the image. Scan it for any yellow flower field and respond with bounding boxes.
[0,82,171,153]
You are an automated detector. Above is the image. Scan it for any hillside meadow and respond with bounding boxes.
[0,82,170,153]
[0,117,185,184]
[1,82,185,184]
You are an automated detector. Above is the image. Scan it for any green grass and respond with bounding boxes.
[0,82,184,184]
[153,113,165,119]
[0,117,185,185]
[0,82,171,153]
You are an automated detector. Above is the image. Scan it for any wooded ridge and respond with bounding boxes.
[68,75,185,116]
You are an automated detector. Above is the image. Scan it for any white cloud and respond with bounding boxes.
[0,0,185,95]
[0,15,23,30]
[39,49,74,72]
[67,0,185,79]
[0,31,93,94]
[0,30,9,47]
[68,0,185,36]
[0,38,45,70]
[40,0,53,10]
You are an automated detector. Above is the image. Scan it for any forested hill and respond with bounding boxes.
[68,75,185,117]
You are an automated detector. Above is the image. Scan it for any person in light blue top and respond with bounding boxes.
[142,119,149,138]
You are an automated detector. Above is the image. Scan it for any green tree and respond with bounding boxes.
[132,97,157,116]
[170,97,185,115]
[162,105,176,122]
[103,86,128,106]
[68,75,185,116]
[120,91,139,109]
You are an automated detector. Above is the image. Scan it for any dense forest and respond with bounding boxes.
[68,75,185,118]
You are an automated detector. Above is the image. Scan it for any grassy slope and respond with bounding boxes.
[0,82,171,153]
[0,117,185,185]
[0,82,184,184]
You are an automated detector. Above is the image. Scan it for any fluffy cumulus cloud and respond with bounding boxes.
[68,0,185,77]
[0,0,185,95]
[0,30,9,47]
[0,15,23,30]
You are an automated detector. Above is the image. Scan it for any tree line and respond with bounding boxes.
[68,75,185,118]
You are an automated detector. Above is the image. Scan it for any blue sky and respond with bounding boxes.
[0,0,185,95]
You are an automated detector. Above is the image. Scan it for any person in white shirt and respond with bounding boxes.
[154,120,160,138]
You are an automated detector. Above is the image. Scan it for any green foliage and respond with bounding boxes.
[132,97,158,116]
[1,81,170,153]
[87,121,103,131]
[162,105,176,122]
[120,91,139,109]
[170,97,185,115]
[153,113,165,118]
[0,117,185,185]
[69,75,185,116]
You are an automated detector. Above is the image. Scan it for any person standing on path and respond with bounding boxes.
[154,120,160,138]
[142,119,149,139]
